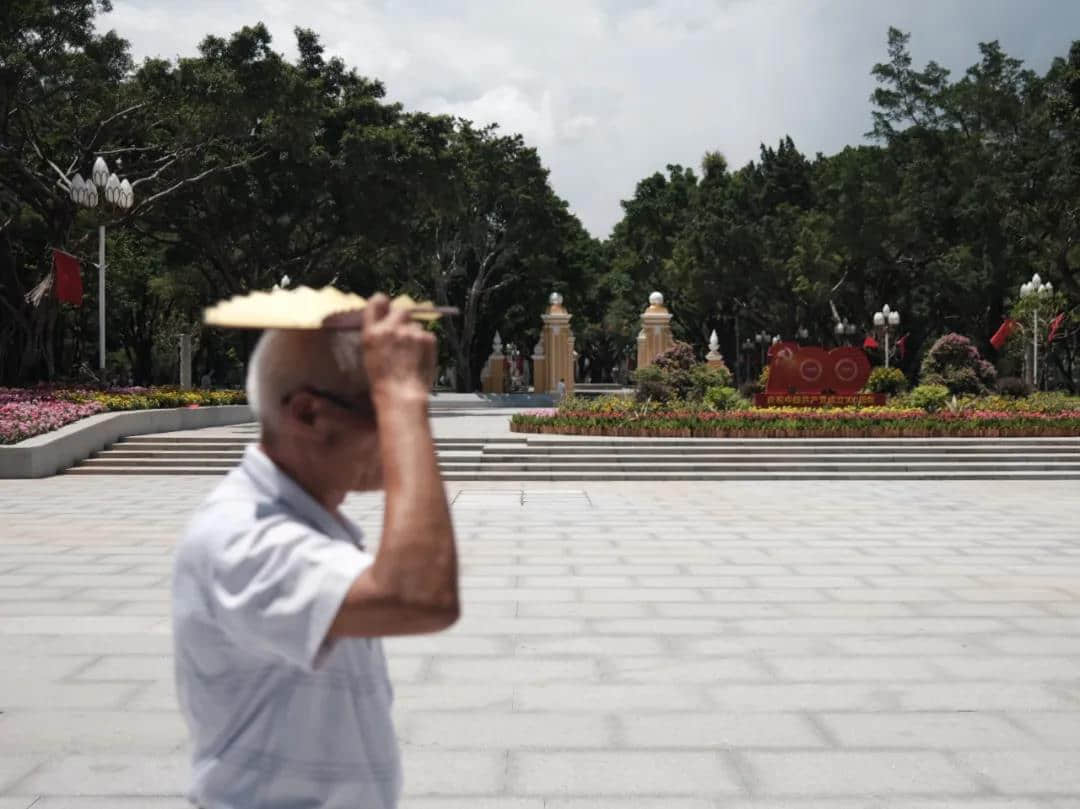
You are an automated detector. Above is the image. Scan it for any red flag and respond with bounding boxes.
[53,249,83,306]
[1047,312,1065,345]
[895,333,909,359]
[862,335,879,350]
[990,318,1020,350]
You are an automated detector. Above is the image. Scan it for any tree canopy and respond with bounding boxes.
[2,9,1078,391]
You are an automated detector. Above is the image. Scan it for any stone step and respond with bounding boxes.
[70,433,1080,480]
[89,450,1080,466]
[74,456,1080,472]
[64,466,1080,480]
[480,447,1080,457]
[121,433,1080,448]
[94,449,484,460]
[115,439,1080,455]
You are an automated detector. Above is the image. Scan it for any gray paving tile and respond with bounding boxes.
[1,472,1078,805]
[8,754,187,795]
[743,751,980,795]
[512,751,739,795]
[959,751,1080,793]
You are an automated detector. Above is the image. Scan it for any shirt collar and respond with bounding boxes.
[240,444,365,548]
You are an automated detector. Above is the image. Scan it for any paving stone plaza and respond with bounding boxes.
[1,426,1080,806]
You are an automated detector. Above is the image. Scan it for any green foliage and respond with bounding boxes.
[4,13,1080,397]
[866,366,908,394]
[634,342,732,403]
[702,386,749,411]
[757,365,770,392]
[511,401,1080,438]
[996,376,1031,398]
[920,334,997,394]
[632,366,673,404]
[906,384,951,412]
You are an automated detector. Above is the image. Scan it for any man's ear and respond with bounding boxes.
[282,390,322,432]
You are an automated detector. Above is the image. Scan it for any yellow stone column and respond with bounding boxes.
[540,292,574,394]
[637,291,674,369]
[530,338,546,395]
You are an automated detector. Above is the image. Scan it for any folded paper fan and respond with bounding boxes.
[203,286,452,329]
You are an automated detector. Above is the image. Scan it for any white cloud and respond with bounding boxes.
[102,0,1080,237]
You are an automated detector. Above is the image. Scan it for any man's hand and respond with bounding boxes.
[361,294,437,400]
[328,291,459,638]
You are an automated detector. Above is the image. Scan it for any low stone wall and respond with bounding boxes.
[0,405,253,478]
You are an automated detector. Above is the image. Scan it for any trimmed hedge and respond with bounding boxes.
[510,405,1080,439]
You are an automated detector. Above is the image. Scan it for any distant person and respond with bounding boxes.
[200,370,213,389]
[173,295,460,809]
[557,377,567,400]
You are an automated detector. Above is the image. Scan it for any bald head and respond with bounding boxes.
[245,329,368,437]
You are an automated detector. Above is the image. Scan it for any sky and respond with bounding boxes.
[100,0,1080,238]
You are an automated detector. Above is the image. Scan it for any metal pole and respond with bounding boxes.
[734,318,740,386]
[1033,310,1038,391]
[884,330,890,369]
[98,224,106,372]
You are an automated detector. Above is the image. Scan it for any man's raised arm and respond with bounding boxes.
[330,295,459,637]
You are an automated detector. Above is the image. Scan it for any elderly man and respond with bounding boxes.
[173,295,459,809]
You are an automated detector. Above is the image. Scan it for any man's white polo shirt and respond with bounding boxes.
[173,445,402,809]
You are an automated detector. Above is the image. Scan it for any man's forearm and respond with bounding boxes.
[370,386,459,612]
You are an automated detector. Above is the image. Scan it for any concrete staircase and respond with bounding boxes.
[66,435,1080,480]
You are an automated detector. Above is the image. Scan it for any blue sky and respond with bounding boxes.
[101,0,1080,237]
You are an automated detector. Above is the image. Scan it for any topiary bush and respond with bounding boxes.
[995,376,1031,398]
[907,383,951,412]
[866,366,908,395]
[634,342,731,403]
[919,333,997,394]
[633,365,672,403]
[703,386,749,411]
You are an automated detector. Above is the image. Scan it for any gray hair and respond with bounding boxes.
[245,329,366,431]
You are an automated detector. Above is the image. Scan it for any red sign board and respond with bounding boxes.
[765,342,872,396]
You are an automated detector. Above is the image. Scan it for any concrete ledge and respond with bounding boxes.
[0,405,253,478]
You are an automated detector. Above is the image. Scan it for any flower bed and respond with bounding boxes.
[0,386,246,445]
[511,405,1080,439]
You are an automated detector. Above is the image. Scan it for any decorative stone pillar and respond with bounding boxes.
[637,291,674,369]
[530,339,545,395]
[481,332,505,394]
[706,330,726,370]
[179,333,193,389]
[540,292,575,396]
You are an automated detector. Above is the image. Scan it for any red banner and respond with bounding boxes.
[765,343,873,396]
[53,249,83,306]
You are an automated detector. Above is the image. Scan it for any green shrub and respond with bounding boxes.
[920,333,997,394]
[689,365,733,398]
[995,376,1031,398]
[907,383,951,412]
[703,386,748,411]
[866,366,908,395]
[633,365,672,403]
[737,381,759,399]
[634,342,732,404]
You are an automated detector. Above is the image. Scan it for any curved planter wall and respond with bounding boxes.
[0,405,253,478]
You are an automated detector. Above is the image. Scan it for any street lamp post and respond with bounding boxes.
[872,304,902,368]
[740,338,754,385]
[1020,273,1054,389]
[754,331,773,369]
[833,318,856,345]
[70,156,134,372]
